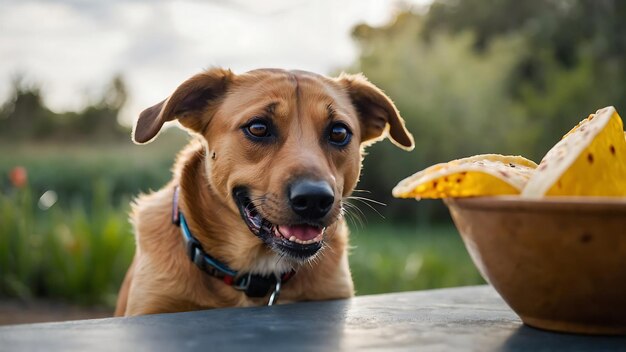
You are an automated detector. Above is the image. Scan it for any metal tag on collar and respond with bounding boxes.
[267,275,282,306]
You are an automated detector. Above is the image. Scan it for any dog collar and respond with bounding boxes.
[172,186,295,305]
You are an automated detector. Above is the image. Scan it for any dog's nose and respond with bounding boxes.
[288,179,335,220]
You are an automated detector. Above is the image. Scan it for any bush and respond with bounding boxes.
[0,184,134,306]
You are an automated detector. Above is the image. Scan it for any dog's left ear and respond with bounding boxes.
[132,68,234,144]
[337,73,414,151]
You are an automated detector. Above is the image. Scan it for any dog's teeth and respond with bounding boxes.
[273,226,326,244]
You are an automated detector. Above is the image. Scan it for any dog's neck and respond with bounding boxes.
[174,143,295,276]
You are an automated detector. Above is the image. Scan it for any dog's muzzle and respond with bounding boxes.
[233,187,326,260]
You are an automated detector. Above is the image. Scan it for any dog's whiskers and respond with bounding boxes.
[320,240,335,256]
[339,206,355,228]
[346,195,386,219]
[341,206,362,230]
[343,201,367,228]
[305,248,324,268]
[342,205,364,230]
[347,195,386,206]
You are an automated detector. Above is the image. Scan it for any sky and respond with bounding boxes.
[0,0,431,126]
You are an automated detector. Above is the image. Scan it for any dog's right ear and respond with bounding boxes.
[132,68,234,144]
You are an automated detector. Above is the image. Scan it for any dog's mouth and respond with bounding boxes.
[233,188,324,260]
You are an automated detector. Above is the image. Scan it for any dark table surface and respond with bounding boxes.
[1,285,625,352]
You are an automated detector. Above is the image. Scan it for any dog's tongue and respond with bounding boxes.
[278,225,323,241]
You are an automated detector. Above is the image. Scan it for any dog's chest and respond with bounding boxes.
[247,253,294,276]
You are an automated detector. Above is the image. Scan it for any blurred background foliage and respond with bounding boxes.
[1,76,129,143]
[1,0,625,308]
[352,0,626,223]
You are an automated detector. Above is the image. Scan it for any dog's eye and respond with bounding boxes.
[244,119,272,139]
[328,123,352,147]
[248,123,268,137]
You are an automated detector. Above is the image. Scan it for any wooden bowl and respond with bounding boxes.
[445,196,626,335]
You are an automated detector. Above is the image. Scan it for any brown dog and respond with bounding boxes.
[115,68,413,316]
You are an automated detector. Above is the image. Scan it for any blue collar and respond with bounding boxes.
[172,186,295,304]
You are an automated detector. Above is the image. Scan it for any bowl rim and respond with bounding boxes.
[444,196,626,213]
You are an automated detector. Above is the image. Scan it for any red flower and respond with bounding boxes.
[9,166,28,188]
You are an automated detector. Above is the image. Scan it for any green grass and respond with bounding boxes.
[350,224,484,295]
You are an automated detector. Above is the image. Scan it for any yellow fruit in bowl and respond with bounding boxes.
[392,154,537,199]
[522,106,626,197]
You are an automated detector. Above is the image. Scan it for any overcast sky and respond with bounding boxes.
[0,0,430,125]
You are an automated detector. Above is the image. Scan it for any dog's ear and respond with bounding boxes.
[337,73,414,151]
[132,68,234,144]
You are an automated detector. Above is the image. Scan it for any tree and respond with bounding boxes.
[349,13,530,223]
[348,2,626,224]
[0,76,130,142]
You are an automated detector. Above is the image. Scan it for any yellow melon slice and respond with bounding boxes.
[522,106,626,197]
[392,154,537,199]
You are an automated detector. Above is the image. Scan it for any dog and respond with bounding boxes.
[114,68,413,316]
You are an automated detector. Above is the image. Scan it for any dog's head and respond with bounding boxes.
[133,68,413,262]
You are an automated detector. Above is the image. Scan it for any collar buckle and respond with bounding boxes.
[233,273,282,305]
[233,273,279,298]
